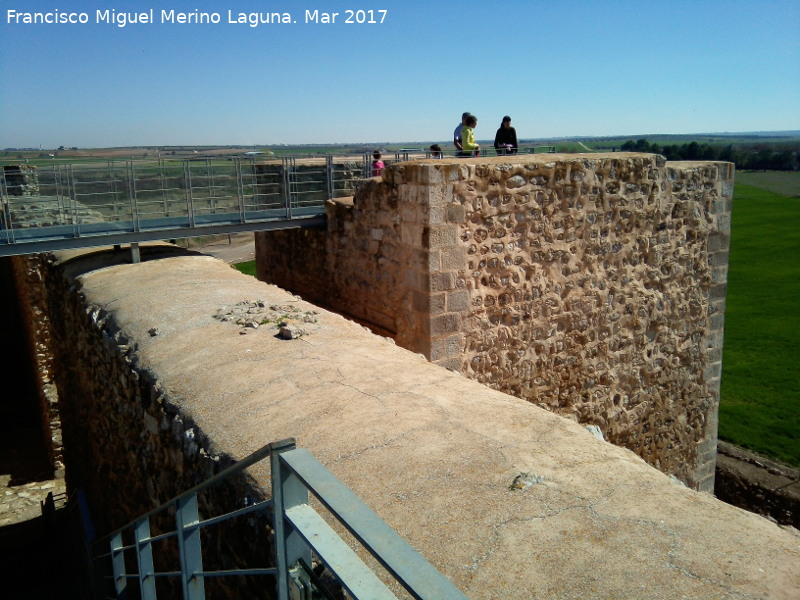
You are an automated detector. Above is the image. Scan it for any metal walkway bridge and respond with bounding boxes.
[1,146,557,259]
[0,156,371,258]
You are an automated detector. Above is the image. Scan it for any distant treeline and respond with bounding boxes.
[620,138,798,171]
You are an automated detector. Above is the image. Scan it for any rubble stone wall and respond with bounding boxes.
[6,255,62,473]
[2,165,39,196]
[9,250,269,598]
[256,154,733,491]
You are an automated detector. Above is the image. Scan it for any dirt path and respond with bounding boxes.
[187,233,256,264]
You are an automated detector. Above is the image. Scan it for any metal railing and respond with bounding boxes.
[1,147,557,257]
[0,157,366,256]
[390,144,556,162]
[84,438,467,600]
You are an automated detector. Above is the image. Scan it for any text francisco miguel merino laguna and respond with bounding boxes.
[6,8,388,27]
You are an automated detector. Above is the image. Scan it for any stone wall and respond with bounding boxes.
[8,245,797,600]
[9,249,271,599]
[256,153,733,491]
[5,255,62,474]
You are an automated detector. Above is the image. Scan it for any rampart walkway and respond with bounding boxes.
[30,244,799,599]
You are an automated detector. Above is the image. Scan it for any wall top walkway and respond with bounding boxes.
[55,245,799,599]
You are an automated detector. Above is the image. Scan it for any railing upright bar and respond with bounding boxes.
[270,437,309,600]
[185,161,196,228]
[160,159,169,218]
[110,531,128,598]
[281,157,295,219]
[176,494,205,600]
[135,517,157,600]
[108,161,119,222]
[51,163,66,224]
[235,158,246,222]
[326,155,334,200]
[206,158,215,215]
[66,163,80,237]
[0,168,15,245]
[129,162,141,232]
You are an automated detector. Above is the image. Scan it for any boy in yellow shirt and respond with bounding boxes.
[461,115,480,156]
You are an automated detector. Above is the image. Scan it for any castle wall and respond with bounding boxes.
[256,154,733,490]
[8,243,797,600]
[8,248,270,598]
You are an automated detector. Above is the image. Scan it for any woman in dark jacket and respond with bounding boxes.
[494,116,518,155]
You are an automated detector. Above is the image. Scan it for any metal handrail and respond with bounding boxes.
[0,157,363,257]
[86,438,467,600]
[0,145,555,257]
[0,146,561,257]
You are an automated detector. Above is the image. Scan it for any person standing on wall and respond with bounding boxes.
[494,115,518,155]
[454,111,471,157]
[371,150,385,177]
[461,115,480,157]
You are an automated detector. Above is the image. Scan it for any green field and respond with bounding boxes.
[234,261,257,277]
[719,171,800,466]
[736,171,800,197]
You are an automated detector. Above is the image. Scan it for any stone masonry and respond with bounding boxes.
[256,153,733,491]
[8,246,797,600]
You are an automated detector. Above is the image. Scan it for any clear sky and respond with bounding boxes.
[1,0,798,148]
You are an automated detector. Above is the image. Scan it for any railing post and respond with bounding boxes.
[0,168,13,244]
[128,162,141,233]
[326,155,334,200]
[184,160,196,228]
[234,158,246,222]
[281,157,297,219]
[362,154,371,179]
[176,494,205,600]
[134,517,157,600]
[66,163,80,237]
[270,438,310,600]
[110,531,127,598]
[205,158,216,215]
[159,159,169,218]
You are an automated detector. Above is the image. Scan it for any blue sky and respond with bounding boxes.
[1,0,798,148]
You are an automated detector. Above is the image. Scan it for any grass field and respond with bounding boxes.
[735,171,800,197]
[234,261,257,277]
[719,172,800,466]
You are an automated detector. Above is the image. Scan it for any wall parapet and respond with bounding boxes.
[256,153,734,491]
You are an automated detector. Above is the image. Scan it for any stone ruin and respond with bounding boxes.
[255,153,732,491]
